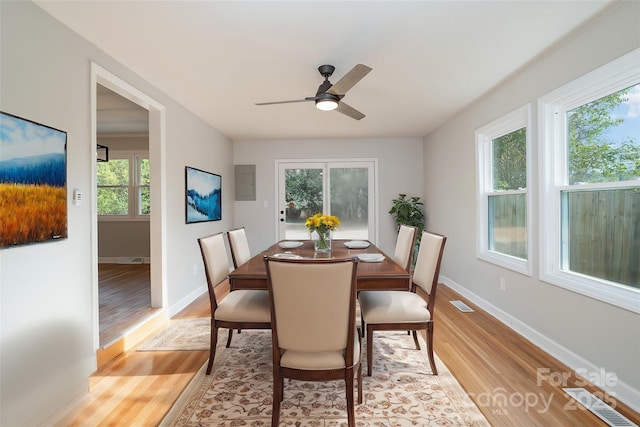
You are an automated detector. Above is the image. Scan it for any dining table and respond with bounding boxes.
[228,239,411,291]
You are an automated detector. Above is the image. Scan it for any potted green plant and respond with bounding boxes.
[389,194,425,264]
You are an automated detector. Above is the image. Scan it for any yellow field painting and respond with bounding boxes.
[0,183,67,246]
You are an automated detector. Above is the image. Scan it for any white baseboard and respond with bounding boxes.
[167,282,208,318]
[440,275,640,414]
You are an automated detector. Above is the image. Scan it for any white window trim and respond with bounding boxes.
[475,104,533,276]
[98,150,150,222]
[538,48,640,314]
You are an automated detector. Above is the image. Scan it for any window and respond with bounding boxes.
[476,105,532,275]
[97,152,150,219]
[539,48,640,313]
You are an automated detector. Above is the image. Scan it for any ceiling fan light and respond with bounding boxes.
[316,97,338,111]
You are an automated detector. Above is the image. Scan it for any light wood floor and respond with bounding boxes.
[99,263,157,346]
[57,268,640,426]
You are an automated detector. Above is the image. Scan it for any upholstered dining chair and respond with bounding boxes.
[198,232,271,375]
[227,227,252,269]
[358,230,447,376]
[264,256,363,427]
[393,224,418,272]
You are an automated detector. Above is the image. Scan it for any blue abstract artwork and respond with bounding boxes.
[185,166,221,223]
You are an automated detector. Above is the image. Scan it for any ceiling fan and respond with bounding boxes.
[255,64,372,120]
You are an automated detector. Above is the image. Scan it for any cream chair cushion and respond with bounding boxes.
[199,233,230,285]
[215,289,271,323]
[281,333,361,370]
[228,228,252,267]
[412,232,443,294]
[393,225,416,271]
[358,291,430,324]
[269,262,353,352]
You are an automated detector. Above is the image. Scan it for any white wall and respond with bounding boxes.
[423,1,640,410]
[233,138,423,255]
[0,2,234,425]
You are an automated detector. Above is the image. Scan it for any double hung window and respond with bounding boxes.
[539,48,640,312]
[476,105,532,275]
[97,152,150,219]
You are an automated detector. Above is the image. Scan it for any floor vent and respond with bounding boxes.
[563,388,637,427]
[450,300,474,312]
[117,257,144,265]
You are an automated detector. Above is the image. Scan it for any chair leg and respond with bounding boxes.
[412,330,421,350]
[225,328,234,348]
[427,322,438,375]
[345,370,355,427]
[206,323,218,375]
[366,326,374,376]
[272,371,282,426]
[357,362,363,404]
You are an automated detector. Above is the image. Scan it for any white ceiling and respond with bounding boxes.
[36,1,615,140]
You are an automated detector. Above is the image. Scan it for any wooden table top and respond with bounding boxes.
[228,239,411,291]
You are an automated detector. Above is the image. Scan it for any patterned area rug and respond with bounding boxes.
[158,322,489,426]
[137,318,210,351]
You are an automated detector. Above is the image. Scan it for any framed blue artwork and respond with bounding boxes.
[185,166,221,223]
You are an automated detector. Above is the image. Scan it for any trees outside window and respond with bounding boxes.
[97,152,149,219]
[278,161,375,241]
[540,48,639,313]
[562,84,639,289]
[476,104,531,275]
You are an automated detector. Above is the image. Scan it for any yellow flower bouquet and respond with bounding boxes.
[305,213,340,252]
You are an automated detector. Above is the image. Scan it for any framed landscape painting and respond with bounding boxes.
[185,166,221,223]
[0,112,68,247]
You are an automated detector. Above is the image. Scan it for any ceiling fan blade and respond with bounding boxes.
[255,99,312,106]
[327,64,372,96]
[336,102,365,120]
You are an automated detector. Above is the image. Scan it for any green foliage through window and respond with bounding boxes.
[97,155,150,217]
[492,128,526,190]
[567,84,640,184]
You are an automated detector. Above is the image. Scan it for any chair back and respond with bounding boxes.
[412,231,447,311]
[264,257,358,354]
[227,227,251,268]
[393,224,418,272]
[198,232,230,311]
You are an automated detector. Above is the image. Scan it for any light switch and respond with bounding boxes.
[73,190,83,206]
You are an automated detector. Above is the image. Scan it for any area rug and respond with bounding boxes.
[137,318,210,351]
[160,327,489,426]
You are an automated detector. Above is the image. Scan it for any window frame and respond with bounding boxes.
[97,150,150,221]
[475,104,533,276]
[538,48,640,314]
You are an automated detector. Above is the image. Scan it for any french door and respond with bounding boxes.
[277,160,376,242]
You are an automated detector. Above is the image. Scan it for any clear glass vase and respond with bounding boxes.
[314,229,332,253]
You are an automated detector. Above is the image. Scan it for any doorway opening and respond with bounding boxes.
[92,63,167,358]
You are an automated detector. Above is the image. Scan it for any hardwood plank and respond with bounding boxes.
[431,285,640,426]
[99,263,158,346]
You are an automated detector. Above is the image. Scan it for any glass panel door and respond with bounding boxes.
[278,162,325,240]
[277,160,375,242]
[329,162,374,240]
